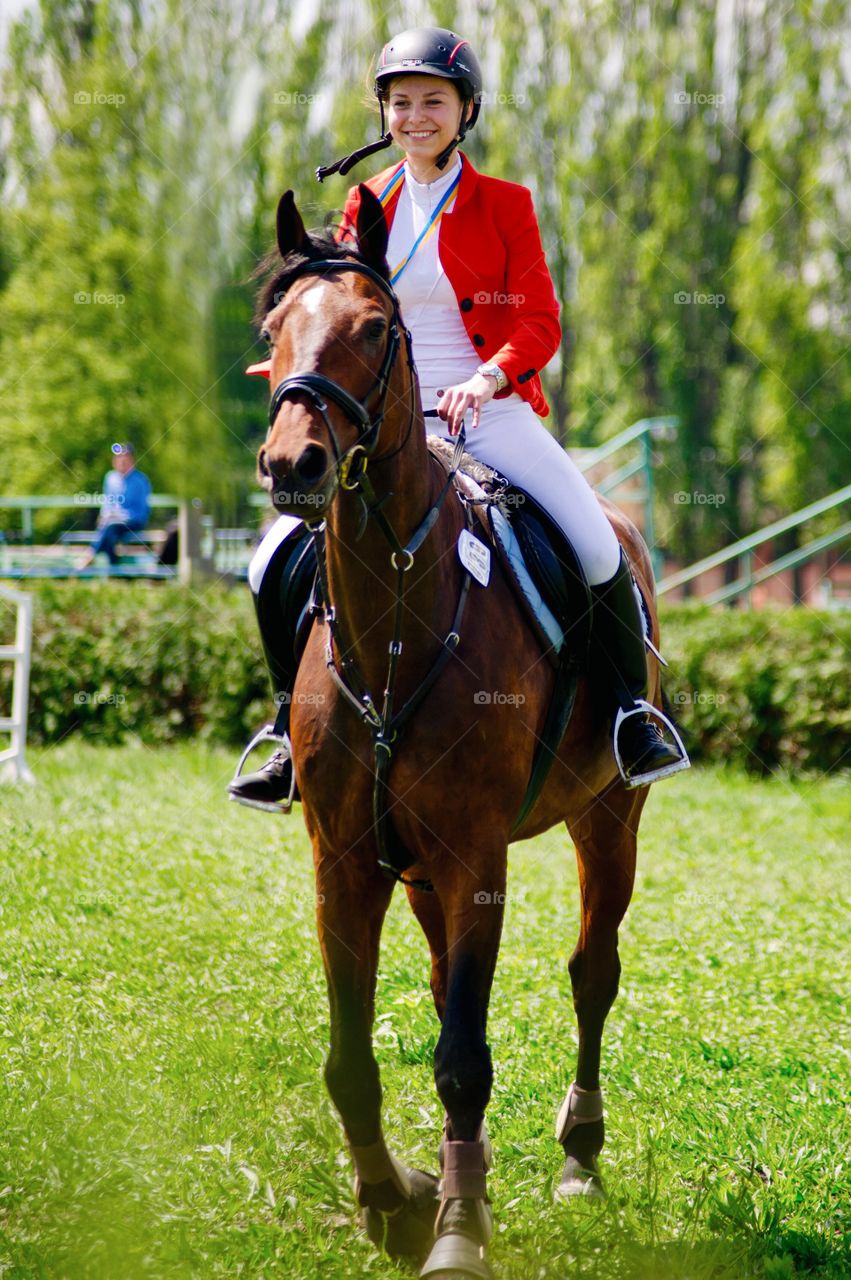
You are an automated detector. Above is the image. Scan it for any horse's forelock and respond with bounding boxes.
[252,229,372,329]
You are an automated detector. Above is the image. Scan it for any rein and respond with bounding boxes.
[267,256,474,892]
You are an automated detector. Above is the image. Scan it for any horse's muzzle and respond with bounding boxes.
[258,443,336,516]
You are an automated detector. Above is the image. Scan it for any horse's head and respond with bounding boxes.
[256,187,408,519]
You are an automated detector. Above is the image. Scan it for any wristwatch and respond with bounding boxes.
[476,362,509,392]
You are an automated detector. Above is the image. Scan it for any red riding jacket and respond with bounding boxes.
[335,151,562,419]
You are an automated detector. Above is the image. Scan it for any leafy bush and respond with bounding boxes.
[0,580,268,749]
[659,603,850,774]
[1,582,848,773]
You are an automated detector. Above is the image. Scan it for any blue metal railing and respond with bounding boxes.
[657,483,851,603]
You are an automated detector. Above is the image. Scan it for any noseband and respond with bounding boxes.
[267,257,415,490]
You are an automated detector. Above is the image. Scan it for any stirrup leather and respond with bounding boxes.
[228,724,296,813]
[613,700,690,789]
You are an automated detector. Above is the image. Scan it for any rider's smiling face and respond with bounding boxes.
[385,74,472,165]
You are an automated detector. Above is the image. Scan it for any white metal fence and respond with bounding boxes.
[0,583,35,784]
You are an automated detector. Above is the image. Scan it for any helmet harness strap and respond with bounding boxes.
[432,97,471,170]
[317,19,479,185]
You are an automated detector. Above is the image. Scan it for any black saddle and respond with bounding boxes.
[271,482,592,837]
[495,487,592,666]
[482,485,592,832]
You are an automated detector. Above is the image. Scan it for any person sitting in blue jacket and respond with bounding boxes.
[79,443,151,567]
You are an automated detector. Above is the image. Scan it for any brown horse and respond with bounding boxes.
[255,184,663,1279]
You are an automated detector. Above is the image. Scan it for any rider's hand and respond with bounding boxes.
[436,373,497,434]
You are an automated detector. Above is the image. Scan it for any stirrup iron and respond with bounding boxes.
[613,699,690,789]
[228,723,296,813]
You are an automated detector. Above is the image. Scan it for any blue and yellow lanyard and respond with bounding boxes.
[377,161,462,286]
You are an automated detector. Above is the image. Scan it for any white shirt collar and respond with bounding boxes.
[403,151,463,203]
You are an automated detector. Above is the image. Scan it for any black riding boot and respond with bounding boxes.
[590,549,687,787]
[227,523,317,812]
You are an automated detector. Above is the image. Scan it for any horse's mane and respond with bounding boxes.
[252,228,378,328]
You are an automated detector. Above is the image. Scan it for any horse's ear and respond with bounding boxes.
[355,185,389,276]
[276,190,308,259]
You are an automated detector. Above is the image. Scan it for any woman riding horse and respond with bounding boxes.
[228,26,692,1279]
[228,26,685,809]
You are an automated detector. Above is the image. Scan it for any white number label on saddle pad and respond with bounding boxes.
[457,529,491,587]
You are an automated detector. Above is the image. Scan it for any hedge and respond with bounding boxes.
[1,581,848,774]
[0,580,268,750]
[659,602,849,775]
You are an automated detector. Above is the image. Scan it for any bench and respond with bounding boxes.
[58,529,167,558]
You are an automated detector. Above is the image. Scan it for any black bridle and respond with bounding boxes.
[267,257,417,492]
[265,254,474,892]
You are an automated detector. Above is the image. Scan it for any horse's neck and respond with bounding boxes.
[324,426,459,685]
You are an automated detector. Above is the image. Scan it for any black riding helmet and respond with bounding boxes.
[316,27,483,183]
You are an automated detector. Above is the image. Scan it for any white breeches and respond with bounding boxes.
[248,408,621,593]
[427,407,621,585]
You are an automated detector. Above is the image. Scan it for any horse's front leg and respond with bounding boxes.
[418,856,506,1280]
[407,885,495,1181]
[555,785,645,1200]
[316,851,439,1261]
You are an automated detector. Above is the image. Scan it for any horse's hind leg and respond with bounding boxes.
[317,859,439,1260]
[556,785,646,1200]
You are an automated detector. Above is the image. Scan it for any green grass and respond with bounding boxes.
[0,743,848,1279]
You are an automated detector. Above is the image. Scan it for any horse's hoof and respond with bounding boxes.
[361,1167,440,1262]
[419,1231,494,1280]
[554,1164,606,1202]
[554,1174,606,1201]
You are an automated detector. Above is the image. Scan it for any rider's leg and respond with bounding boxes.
[587,547,684,782]
[443,408,685,782]
[435,404,621,585]
[228,515,315,811]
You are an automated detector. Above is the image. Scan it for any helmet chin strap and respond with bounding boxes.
[316,97,471,183]
[316,133,393,183]
[433,101,470,170]
[316,97,394,182]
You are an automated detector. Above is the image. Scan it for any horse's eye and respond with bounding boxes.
[366,320,386,342]
[261,326,272,345]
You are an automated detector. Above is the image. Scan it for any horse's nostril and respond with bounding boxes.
[258,448,271,479]
[294,444,328,486]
